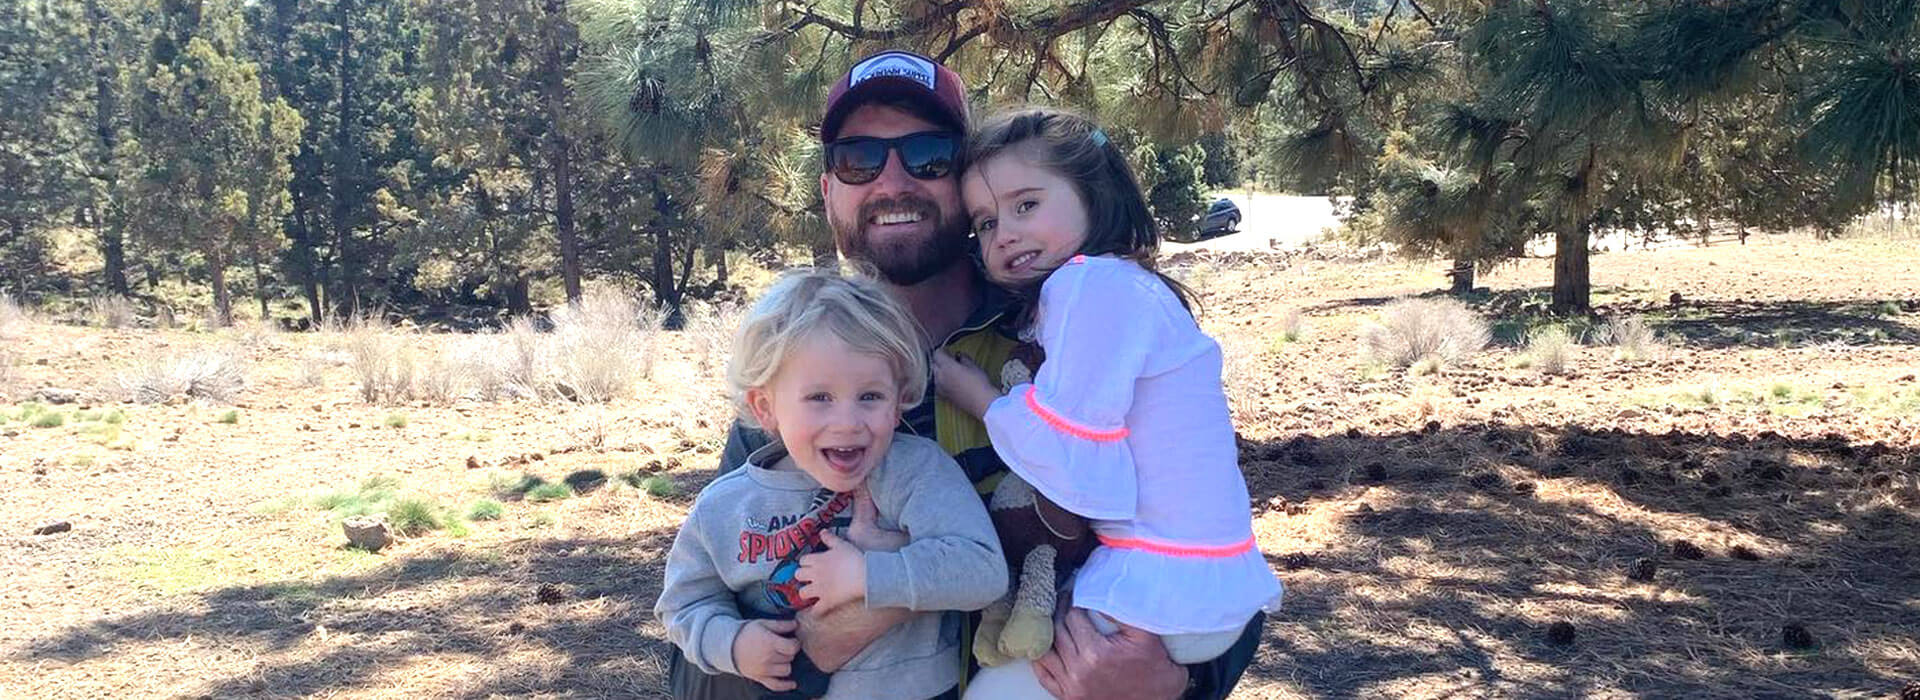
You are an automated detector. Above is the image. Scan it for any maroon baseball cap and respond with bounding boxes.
[820,50,969,143]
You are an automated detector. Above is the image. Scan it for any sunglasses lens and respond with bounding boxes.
[829,140,887,184]
[899,134,957,179]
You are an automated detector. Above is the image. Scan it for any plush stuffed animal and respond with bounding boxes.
[973,344,1097,666]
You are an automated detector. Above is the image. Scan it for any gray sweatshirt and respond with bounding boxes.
[655,434,1007,700]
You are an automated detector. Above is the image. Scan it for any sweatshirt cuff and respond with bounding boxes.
[865,551,913,609]
[698,616,747,676]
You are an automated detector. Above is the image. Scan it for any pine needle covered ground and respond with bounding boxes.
[2,233,1917,698]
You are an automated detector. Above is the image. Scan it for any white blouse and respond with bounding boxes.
[984,255,1284,636]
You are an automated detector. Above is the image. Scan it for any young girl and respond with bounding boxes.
[933,108,1283,697]
[657,268,1006,700]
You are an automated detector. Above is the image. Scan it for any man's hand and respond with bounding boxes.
[732,618,801,691]
[845,488,907,552]
[932,350,999,419]
[1034,609,1187,700]
[796,531,867,612]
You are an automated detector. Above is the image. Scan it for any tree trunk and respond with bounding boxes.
[290,190,324,325]
[331,0,358,316]
[207,241,232,327]
[101,215,129,296]
[1550,220,1591,314]
[651,227,677,309]
[715,245,728,286]
[506,273,532,315]
[1448,257,1474,295]
[251,233,270,320]
[541,0,582,303]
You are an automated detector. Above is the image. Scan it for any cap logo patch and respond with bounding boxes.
[850,52,936,91]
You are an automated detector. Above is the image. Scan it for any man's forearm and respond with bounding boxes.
[795,601,914,671]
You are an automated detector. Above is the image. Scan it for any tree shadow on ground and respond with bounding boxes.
[1304,287,1919,350]
[1237,423,1919,697]
[16,530,682,698]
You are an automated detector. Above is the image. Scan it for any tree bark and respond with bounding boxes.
[542,0,582,303]
[207,240,232,327]
[1448,257,1474,295]
[1551,220,1591,313]
[290,189,323,325]
[101,215,129,297]
[331,0,358,315]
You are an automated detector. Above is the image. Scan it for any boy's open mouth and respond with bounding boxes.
[821,447,867,474]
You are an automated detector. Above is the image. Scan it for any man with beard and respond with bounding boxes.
[666,50,1264,700]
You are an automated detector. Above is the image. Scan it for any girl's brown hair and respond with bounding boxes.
[963,106,1194,313]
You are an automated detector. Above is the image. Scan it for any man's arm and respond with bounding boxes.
[794,603,916,672]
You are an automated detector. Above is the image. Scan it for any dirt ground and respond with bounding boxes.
[2,233,1917,699]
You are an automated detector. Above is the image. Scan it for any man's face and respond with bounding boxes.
[821,104,969,286]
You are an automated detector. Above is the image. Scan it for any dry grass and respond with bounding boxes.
[550,287,660,403]
[498,315,548,400]
[91,294,137,329]
[1598,316,1668,361]
[1519,325,1577,374]
[113,346,247,404]
[1357,297,1490,369]
[414,340,469,405]
[345,315,411,404]
[1843,207,1919,239]
[0,291,29,338]
[680,301,742,377]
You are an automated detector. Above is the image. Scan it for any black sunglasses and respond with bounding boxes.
[825,132,960,185]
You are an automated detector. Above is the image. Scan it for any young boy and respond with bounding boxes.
[656,268,1006,700]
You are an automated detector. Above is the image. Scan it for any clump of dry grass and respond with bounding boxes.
[1519,326,1577,374]
[0,291,30,337]
[498,315,547,399]
[681,301,743,377]
[1597,316,1667,361]
[1217,335,1263,417]
[414,339,471,405]
[115,346,247,404]
[91,294,137,329]
[345,315,415,404]
[1280,308,1305,342]
[1357,297,1489,370]
[550,287,660,403]
[297,351,333,388]
[1843,208,1919,239]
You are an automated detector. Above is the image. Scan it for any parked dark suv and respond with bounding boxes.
[1199,197,1241,239]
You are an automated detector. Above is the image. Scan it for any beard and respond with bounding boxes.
[830,193,972,286]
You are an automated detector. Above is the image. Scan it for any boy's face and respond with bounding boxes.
[746,332,903,493]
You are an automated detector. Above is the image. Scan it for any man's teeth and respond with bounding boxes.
[873,212,923,225]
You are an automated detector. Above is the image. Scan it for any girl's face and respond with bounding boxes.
[745,332,903,493]
[962,146,1090,286]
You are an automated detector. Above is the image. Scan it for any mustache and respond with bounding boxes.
[858,194,939,225]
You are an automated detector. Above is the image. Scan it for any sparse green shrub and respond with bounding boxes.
[467,499,505,521]
[386,497,445,536]
[526,482,573,502]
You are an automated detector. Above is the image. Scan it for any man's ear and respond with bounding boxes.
[745,387,778,434]
[820,172,832,203]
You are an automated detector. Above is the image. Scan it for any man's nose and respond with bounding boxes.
[867,150,918,194]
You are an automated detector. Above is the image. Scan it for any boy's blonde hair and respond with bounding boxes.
[727,267,927,429]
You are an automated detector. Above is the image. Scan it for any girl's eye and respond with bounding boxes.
[1015,200,1037,214]
[975,218,997,234]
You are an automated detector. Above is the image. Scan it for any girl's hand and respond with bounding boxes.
[796,531,867,612]
[932,350,999,419]
[732,618,801,691]
[846,489,908,552]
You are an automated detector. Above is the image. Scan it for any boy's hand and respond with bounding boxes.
[732,618,801,691]
[932,350,998,419]
[796,530,867,611]
[846,489,907,552]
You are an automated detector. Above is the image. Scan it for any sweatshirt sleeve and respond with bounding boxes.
[654,500,747,676]
[863,439,1008,612]
[982,259,1165,520]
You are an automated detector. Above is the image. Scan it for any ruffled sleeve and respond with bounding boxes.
[983,258,1170,520]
